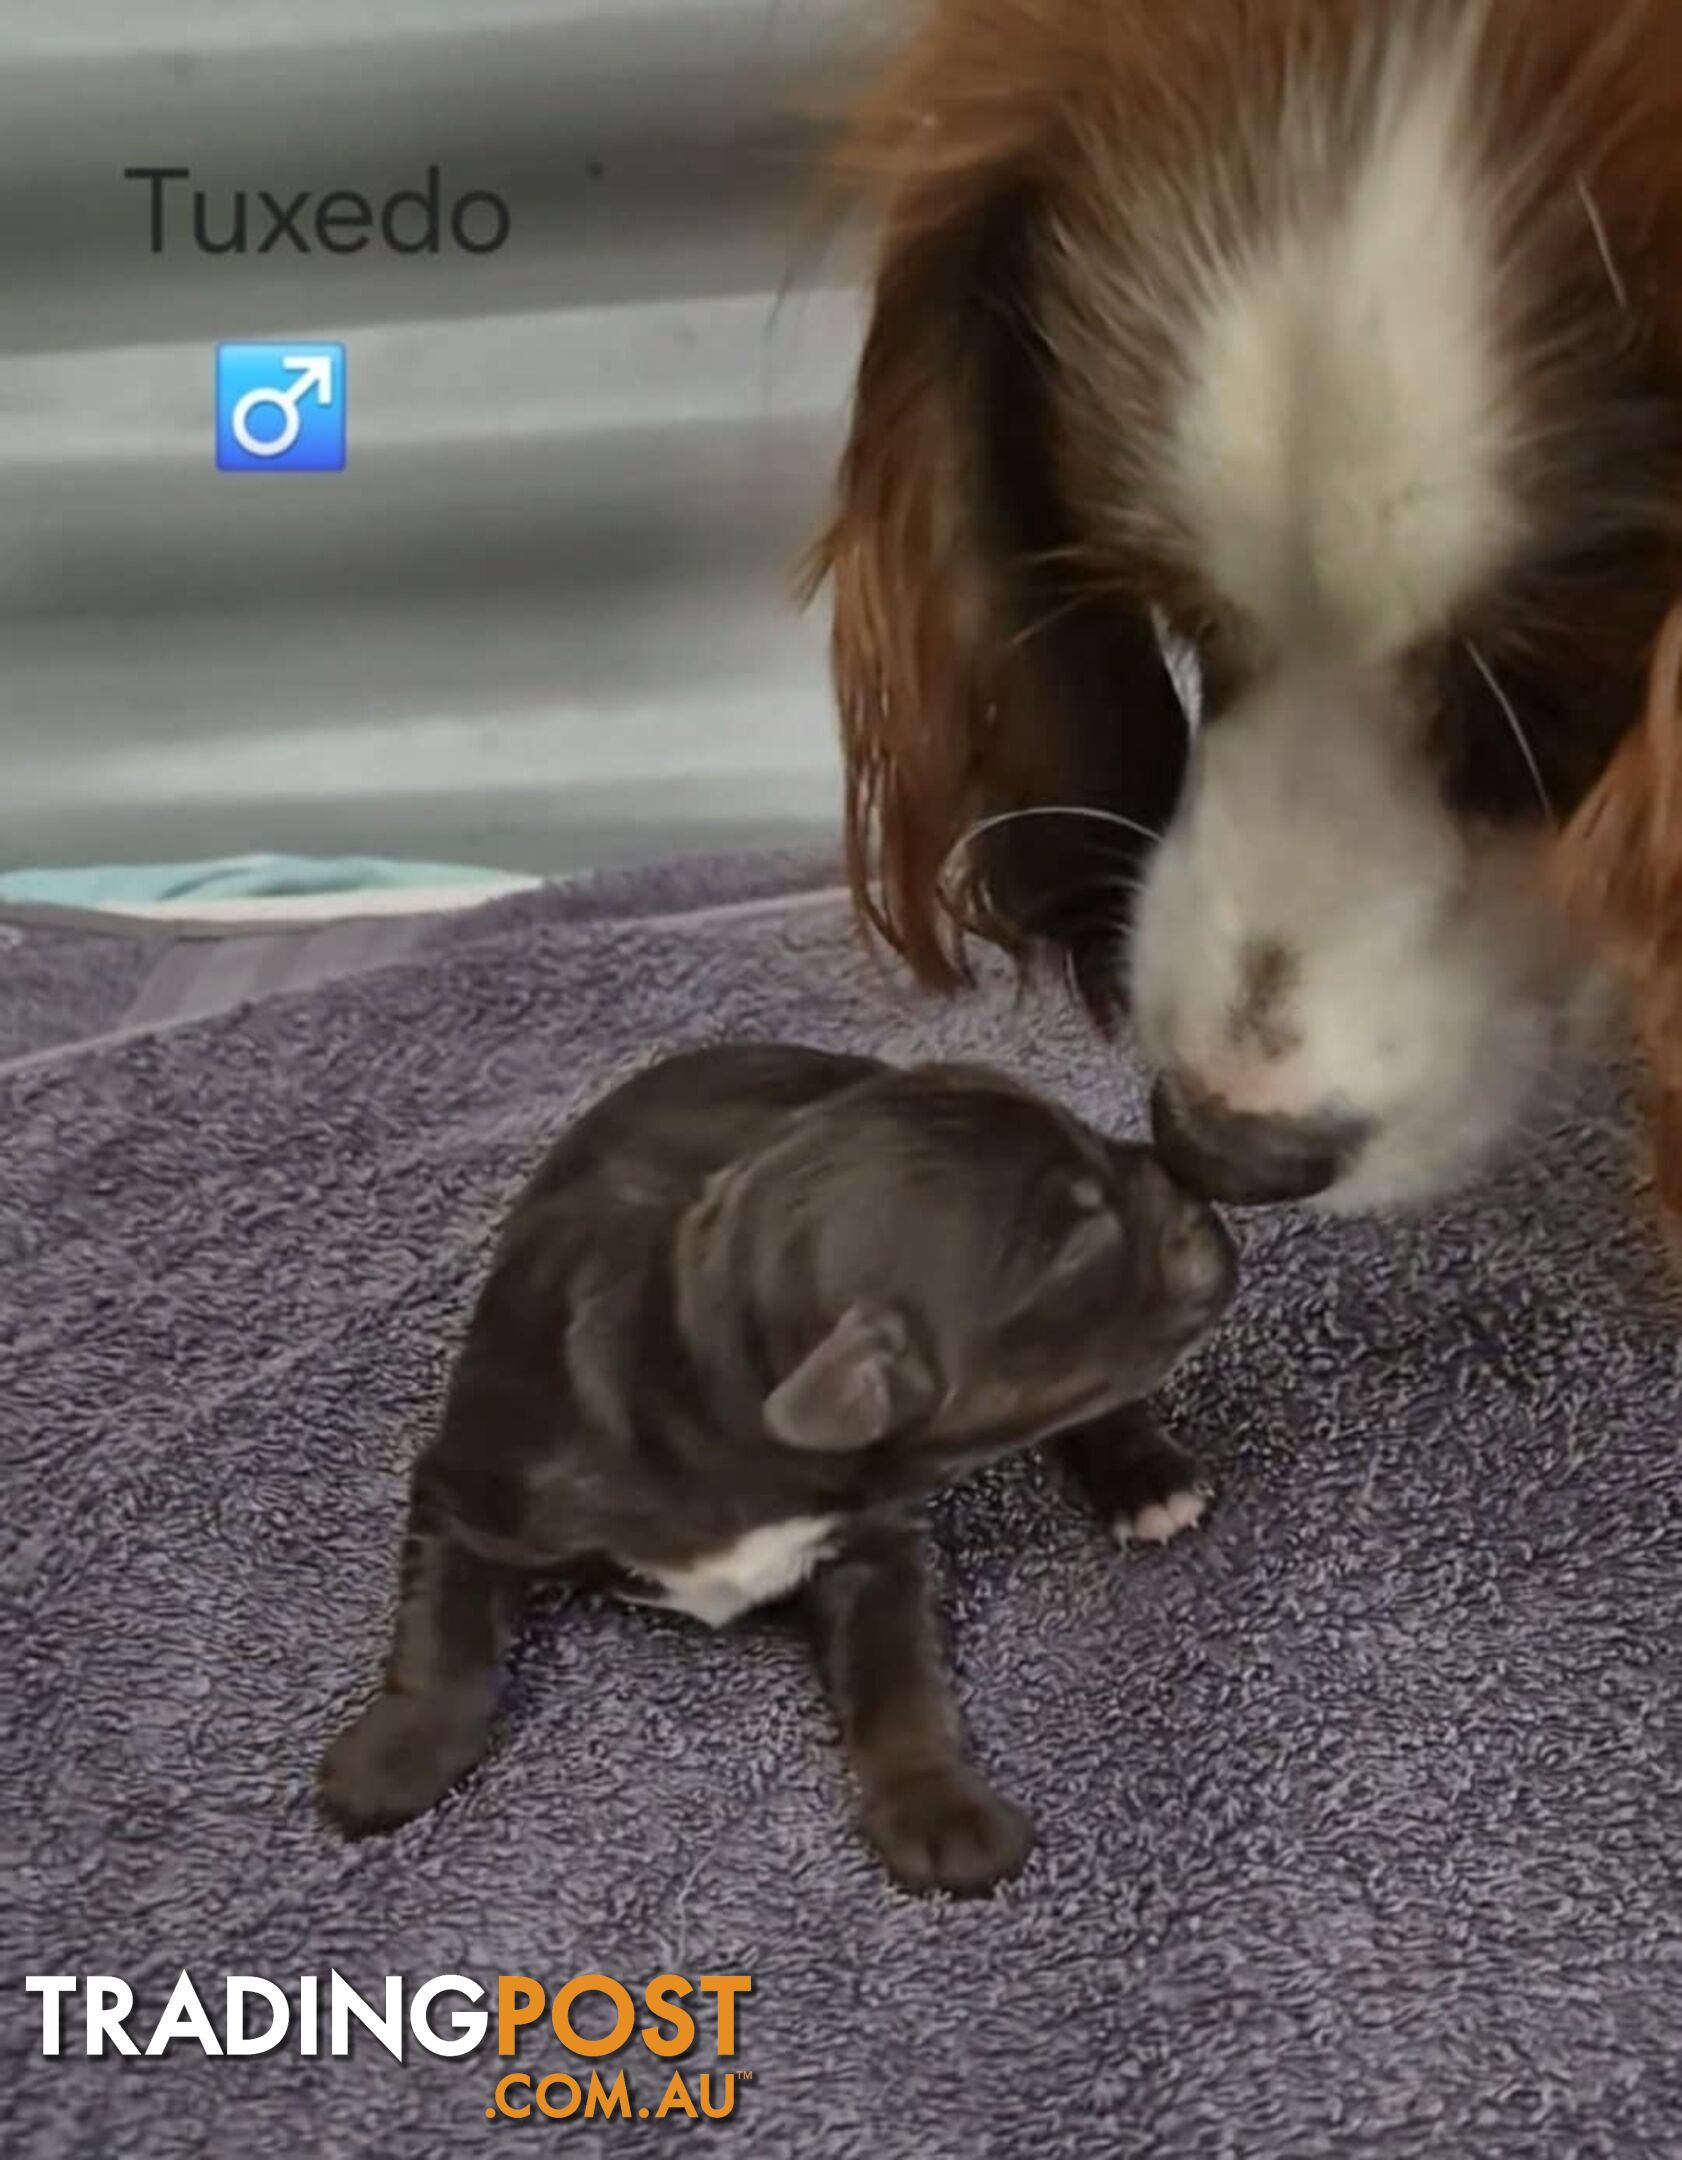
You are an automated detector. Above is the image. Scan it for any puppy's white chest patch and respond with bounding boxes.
[627,1516,841,1629]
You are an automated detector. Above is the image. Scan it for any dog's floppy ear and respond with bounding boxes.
[1554,602,1682,1231]
[763,1304,939,1453]
[799,6,1189,1015]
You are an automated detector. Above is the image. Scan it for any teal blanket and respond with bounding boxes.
[0,853,517,908]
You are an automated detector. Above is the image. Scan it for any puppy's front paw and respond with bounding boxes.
[318,1690,490,1836]
[1114,1475,1214,1548]
[861,1765,1034,1896]
[1103,1429,1215,1548]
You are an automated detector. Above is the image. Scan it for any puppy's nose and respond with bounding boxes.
[1150,1074,1364,1206]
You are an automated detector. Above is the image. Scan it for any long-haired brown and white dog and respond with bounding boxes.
[806,0,1682,1223]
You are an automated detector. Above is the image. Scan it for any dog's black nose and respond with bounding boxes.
[1150,1075,1365,1206]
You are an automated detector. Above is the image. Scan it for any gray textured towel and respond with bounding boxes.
[6,856,1680,2158]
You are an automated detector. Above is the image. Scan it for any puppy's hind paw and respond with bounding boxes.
[861,1765,1034,1897]
[317,1690,490,1836]
[1113,1478,1214,1549]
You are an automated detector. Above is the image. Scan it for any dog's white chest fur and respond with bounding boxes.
[626,1516,841,1629]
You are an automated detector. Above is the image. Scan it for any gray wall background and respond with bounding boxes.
[0,0,881,874]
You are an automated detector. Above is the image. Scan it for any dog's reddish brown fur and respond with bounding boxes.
[1556,605,1682,1222]
[807,0,1682,1210]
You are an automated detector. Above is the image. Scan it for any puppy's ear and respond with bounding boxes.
[763,1304,939,1454]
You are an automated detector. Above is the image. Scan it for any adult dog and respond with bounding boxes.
[808,0,1682,1219]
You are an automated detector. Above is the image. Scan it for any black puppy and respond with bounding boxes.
[320,1045,1236,1893]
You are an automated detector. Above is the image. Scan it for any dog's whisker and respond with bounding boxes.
[1577,176,1629,315]
[937,805,1166,926]
[1006,592,1104,649]
[956,804,1165,853]
[950,869,1151,951]
[1465,642,1556,824]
